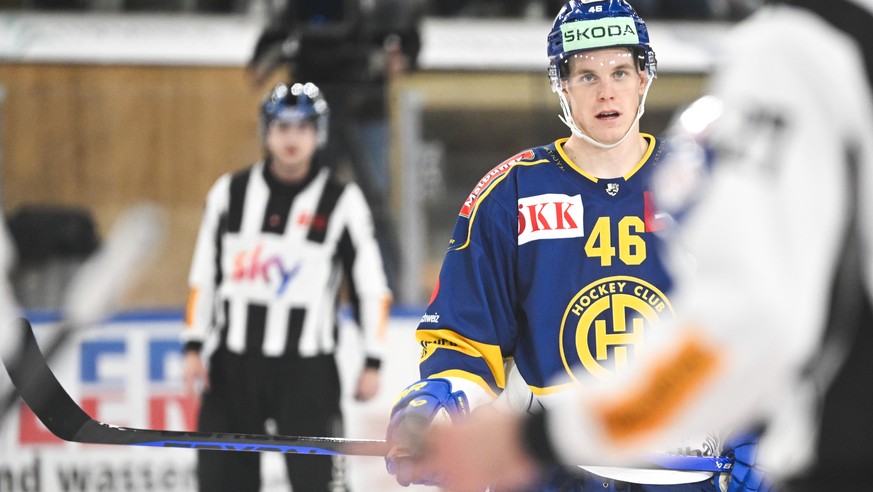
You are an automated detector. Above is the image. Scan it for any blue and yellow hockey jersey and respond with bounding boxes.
[417,134,673,403]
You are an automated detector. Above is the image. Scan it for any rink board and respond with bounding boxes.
[0,311,428,492]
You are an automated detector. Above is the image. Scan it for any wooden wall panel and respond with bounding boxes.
[0,64,705,309]
[0,63,271,308]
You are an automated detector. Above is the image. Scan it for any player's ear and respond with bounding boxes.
[560,78,571,97]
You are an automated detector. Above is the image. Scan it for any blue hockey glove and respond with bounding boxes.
[723,430,778,492]
[385,378,469,486]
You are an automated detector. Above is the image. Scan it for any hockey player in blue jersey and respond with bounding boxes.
[385,1,723,491]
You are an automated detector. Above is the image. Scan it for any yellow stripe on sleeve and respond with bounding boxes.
[529,381,578,397]
[417,329,507,389]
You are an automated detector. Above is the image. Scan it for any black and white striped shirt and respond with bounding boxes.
[183,161,391,363]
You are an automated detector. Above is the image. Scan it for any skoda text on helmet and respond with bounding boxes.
[547,0,657,149]
[261,82,330,147]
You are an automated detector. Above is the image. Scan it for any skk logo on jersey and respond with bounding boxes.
[459,150,534,218]
[232,243,302,295]
[517,193,584,245]
[560,276,673,381]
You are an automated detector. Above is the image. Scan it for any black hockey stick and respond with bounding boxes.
[0,204,165,422]
[1,316,732,469]
[4,315,391,456]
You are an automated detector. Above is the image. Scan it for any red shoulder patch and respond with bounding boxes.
[459,150,535,217]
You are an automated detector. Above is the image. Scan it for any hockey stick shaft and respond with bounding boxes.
[4,316,390,456]
[2,317,732,470]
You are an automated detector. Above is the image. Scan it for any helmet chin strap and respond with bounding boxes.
[556,74,654,150]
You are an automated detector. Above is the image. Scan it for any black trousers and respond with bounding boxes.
[196,348,345,492]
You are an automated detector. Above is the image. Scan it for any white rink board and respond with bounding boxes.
[0,312,432,492]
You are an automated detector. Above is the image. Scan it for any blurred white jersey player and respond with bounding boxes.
[645,1,873,487]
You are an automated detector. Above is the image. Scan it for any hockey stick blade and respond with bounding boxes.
[3,317,390,456]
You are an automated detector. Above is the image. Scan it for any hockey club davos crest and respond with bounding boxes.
[559,275,673,381]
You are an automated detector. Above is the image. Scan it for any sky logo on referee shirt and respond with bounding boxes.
[232,244,302,295]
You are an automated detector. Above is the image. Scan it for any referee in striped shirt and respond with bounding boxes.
[182,82,392,492]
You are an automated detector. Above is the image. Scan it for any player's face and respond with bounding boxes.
[266,120,318,173]
[561,48,647,144]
